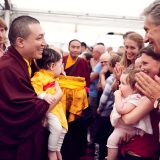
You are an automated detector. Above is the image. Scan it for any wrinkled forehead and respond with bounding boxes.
[70,40,81,47]
[144,15,157,29]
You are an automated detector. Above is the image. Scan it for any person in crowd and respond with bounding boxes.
[119,1,160,158]
[96,54,121,160]
[106,46,113,54]
[113,32,144,91]
[98,53,112,91]
[88,43,106,146]
[0,16,62,160]
[90,43,105,70]
[117,46,125,57]
[107,67,153,160]
[0,17,8,57]
[81,41,88,54]
[121,32,144,68]
[134,56,142,68]
[61,39,90,160]
[81,52,93,73]
[31,48,67,160]
[120,46,160,159]
[135,0,160,107]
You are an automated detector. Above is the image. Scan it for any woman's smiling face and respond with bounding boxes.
[140,53,160,78]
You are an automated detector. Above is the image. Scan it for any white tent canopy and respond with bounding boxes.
[0,0,154,51]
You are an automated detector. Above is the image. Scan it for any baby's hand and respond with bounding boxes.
[114,89,121,96]
[44,94,56,105]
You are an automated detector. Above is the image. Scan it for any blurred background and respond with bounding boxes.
[0,0,154,51]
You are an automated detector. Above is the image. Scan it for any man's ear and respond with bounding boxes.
[15,37,24,48]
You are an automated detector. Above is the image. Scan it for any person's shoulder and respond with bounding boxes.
[63,55,68,61]
[78,57,88,65]
[93,62,101,71]
[78,57,86,61]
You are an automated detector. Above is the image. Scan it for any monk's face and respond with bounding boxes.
[68,40,81,59]
[22,23,46,61]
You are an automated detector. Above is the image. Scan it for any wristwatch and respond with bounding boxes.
[153,97,160,108]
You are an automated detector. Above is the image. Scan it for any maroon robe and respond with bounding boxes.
[0,46,49,160]
[61,55,90,159]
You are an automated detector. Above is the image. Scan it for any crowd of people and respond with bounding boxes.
[0,1,160,160]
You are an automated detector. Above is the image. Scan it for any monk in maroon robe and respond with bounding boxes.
[61,39,90,160]
[0,16,62,160]
[0,46,49,160]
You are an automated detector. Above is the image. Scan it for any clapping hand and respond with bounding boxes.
[135,72,160,103]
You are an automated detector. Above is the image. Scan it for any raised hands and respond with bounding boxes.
[114,63,124,81]
[135,72,160,102]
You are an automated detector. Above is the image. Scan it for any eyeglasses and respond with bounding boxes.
[100,61,108,64]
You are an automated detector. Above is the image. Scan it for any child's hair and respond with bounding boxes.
[122,66,141,89]
[109,53,121,68]
[36,48,61,70]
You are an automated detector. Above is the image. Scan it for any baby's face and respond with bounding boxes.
[119,73,134,98]
[51,59,63,76]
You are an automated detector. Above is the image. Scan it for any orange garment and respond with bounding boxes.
[59,75,88,122]
[31,69,68,130]
[65,54,78,69]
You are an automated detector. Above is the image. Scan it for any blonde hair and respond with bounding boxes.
[120,32,144,68]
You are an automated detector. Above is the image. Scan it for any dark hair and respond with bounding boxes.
[96,42,105,46]
[36,48,61,70]
[81,42,87,48]
[68,39,81,47]
[140,45,160,61]
[83,52,92,61]
[8,15,40,45]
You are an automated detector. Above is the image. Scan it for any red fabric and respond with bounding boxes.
[121,110,160,159]
[0,46,49,160]
[63,55,90,87]
[43,81,55,91]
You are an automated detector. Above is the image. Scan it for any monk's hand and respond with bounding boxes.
[135,72,160,102]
